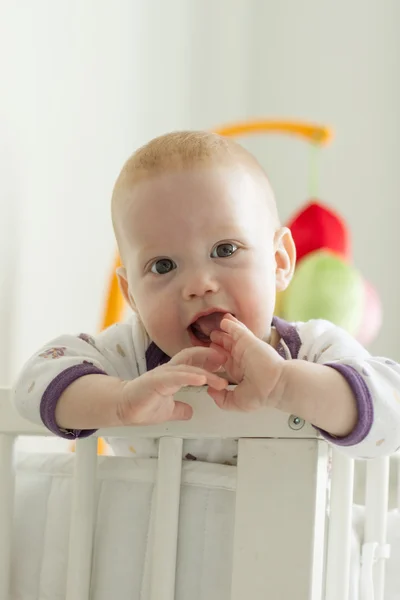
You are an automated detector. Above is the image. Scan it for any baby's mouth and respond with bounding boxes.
[190,322,212,343]
[189,312,227,344]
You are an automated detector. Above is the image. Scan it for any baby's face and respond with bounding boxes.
[118,166,282,357]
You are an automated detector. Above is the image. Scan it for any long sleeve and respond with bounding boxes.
[296,319,400,459]
[13,318,146,438]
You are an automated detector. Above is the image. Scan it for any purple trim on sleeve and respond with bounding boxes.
[271,317,374,448]
[146,342,170,371]
[272,316,302,359]
[316,363,374,446]
[40,363,107,439]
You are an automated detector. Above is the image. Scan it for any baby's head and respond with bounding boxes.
[111,131,295,356]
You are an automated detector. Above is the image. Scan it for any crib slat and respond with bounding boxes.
[231,438,328,600]
[325,450,354,600]
[363,457,390,600]
[397,453,400,511]
[0,434,15,600]
[150,437,183,600]
[66,436,98,600]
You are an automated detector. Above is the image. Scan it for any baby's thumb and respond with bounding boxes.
[169,401,193,421]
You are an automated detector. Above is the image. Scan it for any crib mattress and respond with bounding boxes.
[10,452,400,599]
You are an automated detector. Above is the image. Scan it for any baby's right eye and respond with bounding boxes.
[150,258,176,275]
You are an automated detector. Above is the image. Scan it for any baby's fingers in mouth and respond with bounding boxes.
[210,330,233,352]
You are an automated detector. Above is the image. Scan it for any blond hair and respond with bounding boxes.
[111,130,278,241]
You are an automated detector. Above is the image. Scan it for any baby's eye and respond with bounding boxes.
[150,258,176,275]
[211,242,238,258]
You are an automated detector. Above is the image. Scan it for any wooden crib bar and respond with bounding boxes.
[231,438,329,599]
[0,433,15,600]
[66,436,98,600]
[150,437,183,600]
[363,457,390,600]
[325,449,355,600]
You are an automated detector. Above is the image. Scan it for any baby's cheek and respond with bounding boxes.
[240,286,274,336]
[135,301,160,338]
[145,307,181,352]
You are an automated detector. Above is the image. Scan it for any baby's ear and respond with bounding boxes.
[116,266,137,312]
[274,227,296,292]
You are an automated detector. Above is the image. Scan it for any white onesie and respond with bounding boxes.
[13,315,400,462]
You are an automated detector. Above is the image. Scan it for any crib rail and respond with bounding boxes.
[0,385,392,600]
[0,386,318,439]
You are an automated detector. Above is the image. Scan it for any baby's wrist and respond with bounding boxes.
[272,360,319,420]
[270,361,292,412]
[54,374,127,430]
[273,360,358,436]
[115,378,138,426]
[84,375,128,429]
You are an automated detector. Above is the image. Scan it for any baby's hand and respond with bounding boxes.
[209,314,285,411]
[116,347,228,425]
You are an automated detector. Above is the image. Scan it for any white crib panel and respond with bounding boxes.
[397,454,400,511]
[150,437,183,600]
[325,449,354,600]
[66,437,98,600]
[363,457,390,600]
[0,433,15,600]
[230,438,329,600]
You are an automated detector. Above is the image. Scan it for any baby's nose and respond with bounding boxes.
[182,270,220,299]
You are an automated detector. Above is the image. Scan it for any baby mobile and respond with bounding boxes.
[81,119,382,456]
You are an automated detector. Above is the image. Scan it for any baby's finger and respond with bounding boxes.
[170,346,226,372]
[204,370,229,390]
[207,386,241,411]
[222,312,237,322]
[191,347,227,372]
[169,364,227,384]
[157,367,227,396]
[156,370,208,396]
[173,365,228,390]
[220,315,250,341]
[169,401,193,421]
[209,341,230,359]
[209,330,233,352]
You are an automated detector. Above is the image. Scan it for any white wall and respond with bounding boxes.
[242,0,400,360]
[1,1,143,383]
[1,0,400,387]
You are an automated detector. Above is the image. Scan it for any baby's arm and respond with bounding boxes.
[13,325,134,438]
[278,358,358,438]
[289,320,400,459]
[210,315,400,460]
[13,320,227,437]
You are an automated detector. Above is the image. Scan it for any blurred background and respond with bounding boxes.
[1,0,400,387]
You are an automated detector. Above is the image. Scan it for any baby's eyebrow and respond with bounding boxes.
[136,247,173,267]
[135,242,166,257]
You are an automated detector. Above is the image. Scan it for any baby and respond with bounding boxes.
[14,131,400,462]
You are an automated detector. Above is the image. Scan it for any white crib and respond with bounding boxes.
[0,385,394,600]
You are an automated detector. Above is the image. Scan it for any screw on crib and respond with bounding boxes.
[288,415,305,430]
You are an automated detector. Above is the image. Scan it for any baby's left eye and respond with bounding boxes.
[211,242,238,258]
